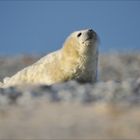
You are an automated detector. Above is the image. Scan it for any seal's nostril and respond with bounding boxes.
[88,29,93,32]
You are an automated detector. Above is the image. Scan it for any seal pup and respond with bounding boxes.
[1,29,99,88]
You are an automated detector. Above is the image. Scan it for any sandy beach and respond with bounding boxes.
[0,53,140,139]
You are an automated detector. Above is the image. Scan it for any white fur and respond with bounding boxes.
[0,29,98,88]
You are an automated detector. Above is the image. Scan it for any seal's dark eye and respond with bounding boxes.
[77,32,82,37]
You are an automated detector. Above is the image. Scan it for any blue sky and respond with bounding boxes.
[0,1,140,55]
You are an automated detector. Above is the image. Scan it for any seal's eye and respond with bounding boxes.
[77,32,82,37]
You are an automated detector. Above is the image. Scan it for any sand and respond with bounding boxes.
[0,53,140,139]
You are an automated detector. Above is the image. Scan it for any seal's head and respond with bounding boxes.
[62,29,98,55]
[61,29,99,83]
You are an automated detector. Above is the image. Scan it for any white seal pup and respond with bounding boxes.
[0,29,99,88]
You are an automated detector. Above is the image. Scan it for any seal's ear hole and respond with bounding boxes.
[77,32,82,38]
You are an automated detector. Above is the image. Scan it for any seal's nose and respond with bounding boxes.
[88,29,93,32]
[87,29,97,40]
[87,29,94,39]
